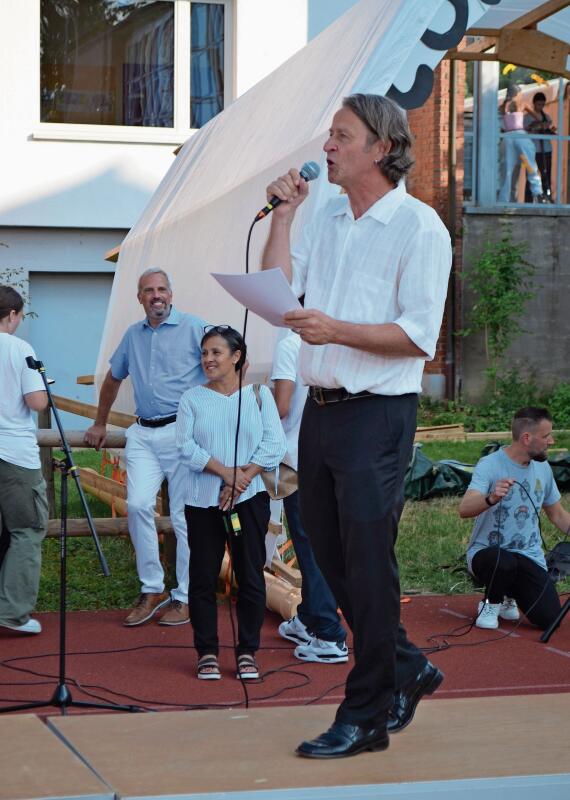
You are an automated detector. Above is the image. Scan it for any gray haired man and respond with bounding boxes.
[85,268,207,626]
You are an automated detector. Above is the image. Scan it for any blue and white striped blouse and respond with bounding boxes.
[176,383,287,508]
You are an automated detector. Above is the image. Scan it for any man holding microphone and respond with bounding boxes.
[261,94,451,758]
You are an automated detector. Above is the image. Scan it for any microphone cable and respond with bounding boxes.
[220,214,262,706]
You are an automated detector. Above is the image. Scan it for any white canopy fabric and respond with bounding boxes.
[96,0,496,413]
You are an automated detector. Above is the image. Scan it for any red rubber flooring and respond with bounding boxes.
[1,593,568,715]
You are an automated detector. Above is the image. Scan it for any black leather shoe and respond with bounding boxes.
[387,661,444,733]
[296,721,389,759]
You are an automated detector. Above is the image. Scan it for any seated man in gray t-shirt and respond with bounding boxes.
[459,407,568,631]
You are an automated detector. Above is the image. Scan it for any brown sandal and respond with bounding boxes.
[236,653,259,680]
[197,654,221,680]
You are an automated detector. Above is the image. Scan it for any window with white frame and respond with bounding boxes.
[40,0,230,132]
[466,60,570,208]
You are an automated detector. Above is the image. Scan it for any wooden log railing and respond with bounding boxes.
[52,395,135,428]
[36,430,127,448]
[46,516,173,538]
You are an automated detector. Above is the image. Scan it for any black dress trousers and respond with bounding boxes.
[298,392,426,728]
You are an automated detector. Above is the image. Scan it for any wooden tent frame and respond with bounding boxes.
[447,0,570,79]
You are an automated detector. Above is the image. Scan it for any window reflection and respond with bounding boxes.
[190,3,224,128]
[40,1,175,127]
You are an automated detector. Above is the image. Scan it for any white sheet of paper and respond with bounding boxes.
[211,268,301,327]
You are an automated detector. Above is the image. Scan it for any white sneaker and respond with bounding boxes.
[476,601,500,629]
[499,597,520,621]
[279,615,312,646]
[294,637,349,663]
[0,618,42,634]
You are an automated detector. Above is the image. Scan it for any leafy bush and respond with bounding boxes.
[546,383,570,429]
[420,373,545,432]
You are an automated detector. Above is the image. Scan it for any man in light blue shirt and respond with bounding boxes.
[460,407,568,631]
[85,268,206,627]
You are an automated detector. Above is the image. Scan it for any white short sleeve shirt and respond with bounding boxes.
[270,330,307,471]
[291,182,452,395]
[0,333,45,469]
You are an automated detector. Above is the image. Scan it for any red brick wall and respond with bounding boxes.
[407,60,465,397]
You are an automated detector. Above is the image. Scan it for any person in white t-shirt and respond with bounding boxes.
[272,329,347,662]
[0,286,48,635]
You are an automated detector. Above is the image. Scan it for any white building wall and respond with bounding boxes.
[0,0,309,231]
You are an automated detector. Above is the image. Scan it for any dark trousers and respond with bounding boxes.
[298,393,426,729]
[471,547,561,630]
[284,491,346,642]
[185,492,269,657]
[525,150,552,200]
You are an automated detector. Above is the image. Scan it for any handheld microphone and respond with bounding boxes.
[255,161,320,221]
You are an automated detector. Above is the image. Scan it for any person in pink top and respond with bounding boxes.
[499,84,545,203]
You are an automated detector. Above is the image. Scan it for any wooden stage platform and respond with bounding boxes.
[2,693,569,800]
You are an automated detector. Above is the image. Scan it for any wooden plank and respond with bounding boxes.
[78,467,127,500]
[498,28,570,75]
[447,51,497,62]
[507,0,570,30]
[36,429,127,447]
[46,516,174,537]
[416,424,464,433]
[81,484,128,517]
[52,394,136,428]
[76,374,95,385]
[270,557,302,588]
[0,715,112,800]
[78,468,163,516]
[104,244,121,262]
[49,695,570,797]
[465,431,511,440]
[450,35,497,55]
[415,424,465,442]
[468,27,502,36]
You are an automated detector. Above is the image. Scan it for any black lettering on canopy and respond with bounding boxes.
[421,0,469,51]
[386,64,434,110]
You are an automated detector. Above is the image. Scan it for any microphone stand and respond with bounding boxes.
[540,597,569,643]
[0,357,140,715]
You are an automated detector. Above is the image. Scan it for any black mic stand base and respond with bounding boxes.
[2,683,142,715]
[540,596,570,643]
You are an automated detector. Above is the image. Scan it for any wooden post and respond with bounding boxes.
[38,406,56,518]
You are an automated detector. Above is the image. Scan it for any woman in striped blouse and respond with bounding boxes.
[176,325,286,680]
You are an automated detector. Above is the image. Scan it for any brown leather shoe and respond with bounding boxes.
[158,599,190,626]
[123,592,170,626]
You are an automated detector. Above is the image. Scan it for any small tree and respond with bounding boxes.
[459,225,535,391]
[0,251,37,318]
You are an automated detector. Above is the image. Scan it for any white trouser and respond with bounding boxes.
[125,421,189,602]
[499,132,543,202]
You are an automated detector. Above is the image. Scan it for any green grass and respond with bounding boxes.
[35,441,570,612]
[37,449,139,612]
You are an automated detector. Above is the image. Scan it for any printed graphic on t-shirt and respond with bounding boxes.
[514,505,530,530]
[488,530,505,546]
[534,477,543,504]
[508,533,525,550]
[492,505,509,526]
[518,479,531,501]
